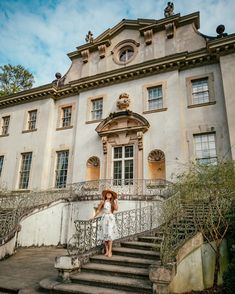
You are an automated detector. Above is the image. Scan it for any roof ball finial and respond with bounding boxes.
[55,72,62,79]
[216,24,227,38]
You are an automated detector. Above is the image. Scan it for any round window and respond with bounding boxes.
[119,47,134,63]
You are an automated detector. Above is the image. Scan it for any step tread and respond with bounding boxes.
[82,262,149,276]
[91,254,155,265]
[113,247,160,256]
[138,236,163,241]
[40,278,138,294]
[71,272,152,290]
[122,241,161,247]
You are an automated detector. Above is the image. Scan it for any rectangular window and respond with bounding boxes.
[194,133,217,164]
[62,107,72,127]
[2,116,10,135]
[28,110,37,130]
[191,78,209,104]
[148,86,163,110]
[19,152,32,189]
[113,145,134,185]
[55,150,69,188]
[0,156,4,177]
[91,98,103,120]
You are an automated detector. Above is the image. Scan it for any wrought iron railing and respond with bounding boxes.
[67,204,161,255]
[69,178,174,200]
[0,189,70,243]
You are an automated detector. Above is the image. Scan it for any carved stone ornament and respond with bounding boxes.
[144,29,153,45]
[164,2,174,18]
[137,131,143,150]
[165,23,175,39]
[98,44,106,59]
[81,49,89,63]
[102,136,108,154]
[117,93,130,110]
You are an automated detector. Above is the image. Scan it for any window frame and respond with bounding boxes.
[56,103,75,130]
[19,152,33,189]
[143,81,167,114]
[193,132,217,165]
[186,73,215,108]
[86,95,105,124]
[91,98,103,121]
[28,109,37,131]
[1,115,10,136]
[55,150,69,189]
[0,155,4,177]
[112,145,134,185]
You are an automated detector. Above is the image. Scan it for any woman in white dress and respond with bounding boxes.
[93,189,118,257]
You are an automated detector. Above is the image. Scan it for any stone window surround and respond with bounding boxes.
[186,73,216,108]
[22,108,38,133]
[14,149,34,191]
[86,94,106,124]
[142,81,167,114]
[186,125,223,163]
[50,146,71,189]
[56,102,76,130]
[112,39,139,66]
[0,113,11,137]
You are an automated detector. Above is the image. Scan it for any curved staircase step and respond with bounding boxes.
[121,241,161,250]
[138,236,163,243]
[112,246,160,259]
[90,254,157,268]
[40,278,138,294]
[82,262,149,279]
[71,272,152,293]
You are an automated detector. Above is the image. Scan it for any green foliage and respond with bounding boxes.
[0,64,34,96]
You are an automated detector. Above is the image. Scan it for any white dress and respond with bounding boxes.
[98,201,118,241]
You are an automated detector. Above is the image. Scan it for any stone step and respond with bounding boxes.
[138,236,163,243]
[71,272,152,293]
[121,241,161,251]
[81,262,149,279]
[40,278,138,294]
[112,247,160,260]
[90,254,157,268]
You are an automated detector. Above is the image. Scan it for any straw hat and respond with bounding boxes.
[102,189,118,200]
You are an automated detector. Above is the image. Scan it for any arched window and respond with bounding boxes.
[86,156,100,181]
[148,150,166,180]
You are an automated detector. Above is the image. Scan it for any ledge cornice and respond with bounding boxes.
[1,36,235,109]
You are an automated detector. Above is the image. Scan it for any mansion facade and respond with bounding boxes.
[0,11,235,191]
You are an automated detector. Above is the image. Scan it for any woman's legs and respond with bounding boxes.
[107,240,113,257]
[104,241,109,256]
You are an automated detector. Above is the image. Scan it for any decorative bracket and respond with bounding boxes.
[144,29,153,45]
[98,44,106,59]
[81,49,89,63]
[165,23,175,39]
[137,131,143,150]
[102,136,108,154]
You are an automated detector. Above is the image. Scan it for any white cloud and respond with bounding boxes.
[0,0,234,86]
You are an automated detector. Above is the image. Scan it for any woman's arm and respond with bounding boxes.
[113,199,118,211]
[93,200,104,218]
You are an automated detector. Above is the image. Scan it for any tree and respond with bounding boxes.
[160,161,235,289]
[0,64,34,96]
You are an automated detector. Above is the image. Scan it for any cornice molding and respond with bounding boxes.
[1,36,235,109]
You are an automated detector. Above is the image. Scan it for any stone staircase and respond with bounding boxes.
[40,233,163,293]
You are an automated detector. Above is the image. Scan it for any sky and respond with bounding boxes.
[0,0,234,87]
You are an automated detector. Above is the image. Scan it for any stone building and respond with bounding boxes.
[0,10,235,191]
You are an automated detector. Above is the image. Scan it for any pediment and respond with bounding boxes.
[96,111,150,136]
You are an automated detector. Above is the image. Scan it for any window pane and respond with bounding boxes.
[28,110,37,130]
[91,99,103,120]
[55,150,69,188]
[19,153,32,189]
[148,86,163,110]
[114,147,122,159]
[0,156,4,177]
[62,107,72,127]
[113,161,122,185]
[194,133,217,165]
[2,116,10,135]
[192,78,209,104]
[125,146,134,158]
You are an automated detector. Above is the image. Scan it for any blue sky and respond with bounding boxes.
[0,0,234,87]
